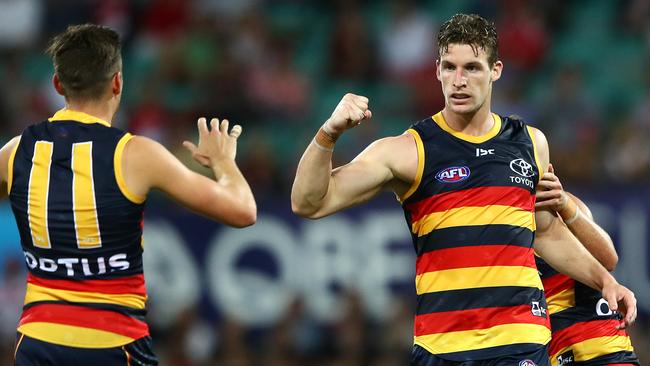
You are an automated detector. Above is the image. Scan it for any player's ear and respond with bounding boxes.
[435,60,442,81]
[53,74,65,96]
[111,72,122,96]
[491,60,503,82]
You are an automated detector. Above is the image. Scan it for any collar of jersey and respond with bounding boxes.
[48,109,111,127]
[432,111,501,144]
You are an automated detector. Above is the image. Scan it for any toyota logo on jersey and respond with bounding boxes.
[509,158,535,177]
[435,166,470,183]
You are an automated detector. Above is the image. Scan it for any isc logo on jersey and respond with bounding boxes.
[557,351,575,366]
[519,360,537,366]
[436,166,470,183]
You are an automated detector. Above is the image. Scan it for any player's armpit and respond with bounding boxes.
[122,135,256,227]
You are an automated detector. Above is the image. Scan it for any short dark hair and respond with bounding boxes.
[46,24,122,100]
[437,14,498,66]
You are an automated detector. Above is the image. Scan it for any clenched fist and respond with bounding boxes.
[323,93,372,137]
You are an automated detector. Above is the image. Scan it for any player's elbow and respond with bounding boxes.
[290,198,324,219]
[233,213,256,228]
[602,252,619,272]
[291,201,315,218]
[230,204,257,228]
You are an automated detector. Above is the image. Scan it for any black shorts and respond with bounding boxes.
[410,344,551,366]
[14,332,158,366]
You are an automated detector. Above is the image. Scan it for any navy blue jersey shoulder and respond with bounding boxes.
[10,119,145,280]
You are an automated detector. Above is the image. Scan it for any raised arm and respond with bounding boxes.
[291,94,416,219]
[0,136,21,200]
[536,167,617,270]
[531,127,636,328]
[123,118,256,227]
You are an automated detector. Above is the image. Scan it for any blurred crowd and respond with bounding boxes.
[1,0,649,193]
[0,0,649,364]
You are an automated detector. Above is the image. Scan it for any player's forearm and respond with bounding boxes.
[291,141,334,218]
[562,206,618,271]
[210,159,256,226]
[559,252,614,291]
[536,218,614,291]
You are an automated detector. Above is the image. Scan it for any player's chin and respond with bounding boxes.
[448,103,478,115]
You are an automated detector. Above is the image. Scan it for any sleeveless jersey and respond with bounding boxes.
[400,112,551,361]
[536,258,639,366]
[8,109,149,348]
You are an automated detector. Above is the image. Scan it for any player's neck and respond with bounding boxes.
[64,100,115,125]
[441,105,494,137]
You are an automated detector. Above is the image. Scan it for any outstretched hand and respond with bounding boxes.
[601,280,637,329]
[324,93,372,137]
[182,117,242,170]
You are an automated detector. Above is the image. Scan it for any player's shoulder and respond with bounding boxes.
[408,116,436,132]
[501,114,533,132]
[364,133,415,154]
[0,135,21,173]
[500,114,547,140]
[1,135,21,151]
[122,134,166,157]
[405,115,445,141]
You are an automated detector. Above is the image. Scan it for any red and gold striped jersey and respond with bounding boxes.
[8,109,149,348]
[401,112,550,361]
[536,258,639,366]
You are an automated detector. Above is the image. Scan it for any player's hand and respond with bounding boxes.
[182,117,242,169]
[323,93,372,137]
[535,164,570,213]
[601,280,637,329]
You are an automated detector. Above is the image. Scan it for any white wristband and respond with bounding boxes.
[563,207,580,225]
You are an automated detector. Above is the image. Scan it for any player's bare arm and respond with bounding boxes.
[536,167,618,270]
[531,127,636,328]
[0,136,21,200]
[291,93,416,218]
[123,117,256,227]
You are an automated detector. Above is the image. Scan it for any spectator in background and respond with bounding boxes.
[378,0,435,79]
[378,0,441,116]
[327,0,378,83]
[604,85,650,181]
[92,0,132,38]
[246,37,311,122]
[140,0,189,41]
[538,64,601,182]
[496,0,548,75]
[0,0,42,50]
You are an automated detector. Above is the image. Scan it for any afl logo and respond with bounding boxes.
[510,158,535,177]
[436,166,470,183]
[519,360,537,366]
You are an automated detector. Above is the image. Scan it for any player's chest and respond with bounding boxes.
[423,139,538,192]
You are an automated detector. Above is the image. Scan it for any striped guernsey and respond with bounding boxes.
[536,257,639,366]
[8,109,149,348]
[400,112,551,361]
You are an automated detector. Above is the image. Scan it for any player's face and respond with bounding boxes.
[436,43,502,116]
